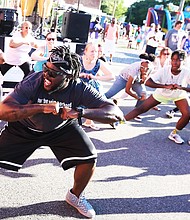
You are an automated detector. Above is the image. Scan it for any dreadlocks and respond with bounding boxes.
[49,45,82,80]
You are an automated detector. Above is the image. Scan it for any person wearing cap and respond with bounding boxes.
[125,50,190,145]
[0,46,124,219]
[165,20,185,51]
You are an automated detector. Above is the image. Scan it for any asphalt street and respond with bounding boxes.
[1,39,190,220]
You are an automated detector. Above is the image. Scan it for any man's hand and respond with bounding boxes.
[42,103,79,120]
[59,107,79,120]
[43,102,60,114]
[79,73,92,80]
[172,84,182,90]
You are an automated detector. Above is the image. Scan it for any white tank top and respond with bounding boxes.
[106,24,117,40]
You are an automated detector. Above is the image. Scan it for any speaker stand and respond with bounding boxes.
[77,0,81,13]
[34,0,47,39]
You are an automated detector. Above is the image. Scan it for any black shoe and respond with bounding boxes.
[113,99,117,105]
[110,123,116,129]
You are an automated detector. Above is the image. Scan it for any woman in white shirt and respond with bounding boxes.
[105,53,155,103]
[153,47,172,72]
[1,21,37,78]
[125,50,190,145]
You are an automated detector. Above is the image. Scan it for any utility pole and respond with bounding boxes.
[112,0,117,17]
[175,0,186,22]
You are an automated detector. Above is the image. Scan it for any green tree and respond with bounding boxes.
[126,0,157,25]
[100,0,127,18]
[125,0,190,26]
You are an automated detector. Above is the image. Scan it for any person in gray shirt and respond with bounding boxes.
[165,20,185,51]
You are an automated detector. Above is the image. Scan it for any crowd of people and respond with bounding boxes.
[0,17,190,219]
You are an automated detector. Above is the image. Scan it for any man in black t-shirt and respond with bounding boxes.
[0,46,123,219]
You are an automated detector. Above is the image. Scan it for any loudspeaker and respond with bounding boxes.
[0,8,16,35]
[0,20,15,35]
[75,43,86,56]
[61,12,91,43]
[0,36,12,51]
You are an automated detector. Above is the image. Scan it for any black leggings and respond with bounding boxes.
[1,62,31,78]
[145,45,156,55]
[172,107,179,113]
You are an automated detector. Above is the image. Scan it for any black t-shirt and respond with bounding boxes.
[10,72,111,132]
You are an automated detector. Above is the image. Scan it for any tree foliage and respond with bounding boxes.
[125,0,190,25]
[100,0,127,18]
[101,0,190,26]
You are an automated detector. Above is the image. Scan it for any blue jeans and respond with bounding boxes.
[105,75,146,99]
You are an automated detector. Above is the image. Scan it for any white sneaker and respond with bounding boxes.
[134,116,142,122]
[166,110,175,118]
[66,189,96,218]
[168,132,184,144]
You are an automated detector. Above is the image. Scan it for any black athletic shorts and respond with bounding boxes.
[0,120,97,171]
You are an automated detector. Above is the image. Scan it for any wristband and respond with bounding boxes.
[76,107,84,125]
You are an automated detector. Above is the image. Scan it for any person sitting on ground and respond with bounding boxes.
[1,21,38,78]
[79,42,115,130]
[31,32,57,72]
[0,45,124,219]
[124,50,190,145]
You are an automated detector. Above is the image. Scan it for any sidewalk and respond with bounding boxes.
[1,40,190,220]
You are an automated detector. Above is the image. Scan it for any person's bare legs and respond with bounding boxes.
[125,95,160,120]
[110,53,113,63]
[175,99,190,130]
[71,162,96,197]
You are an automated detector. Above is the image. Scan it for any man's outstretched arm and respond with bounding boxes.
[0,96,58,122]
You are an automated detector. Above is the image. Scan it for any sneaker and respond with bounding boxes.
[152,106,161,111]
[83,122,100,130]
[112,99,118,105]
[166,110,175,118]
[168,132,184,144]
[65,189,96,218]
[110,121,120,129]
[134,116,142,122]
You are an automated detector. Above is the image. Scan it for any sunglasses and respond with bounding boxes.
[46,38,56,41]
[23,26,31,29]
[43,64,64,78]
[140,65,149,71]
[163,53,170,55]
